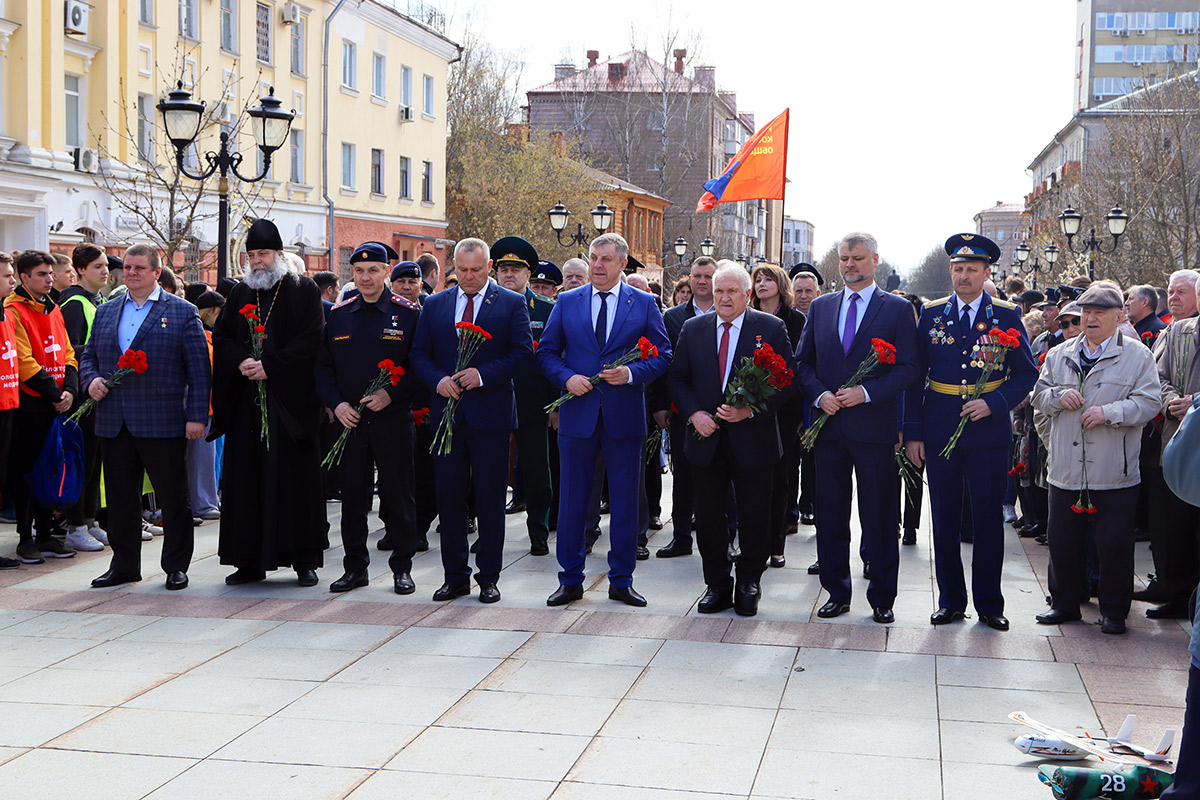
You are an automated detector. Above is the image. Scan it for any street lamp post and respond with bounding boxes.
[1013,241,1059,291]
[547,200,614,257]
[1057,205,1129,282]
[157,82,294,281]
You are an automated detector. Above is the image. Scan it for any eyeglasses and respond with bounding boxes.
[1059,318,1081,329]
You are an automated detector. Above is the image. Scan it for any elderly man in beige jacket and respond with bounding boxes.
[1032,284,1161,635]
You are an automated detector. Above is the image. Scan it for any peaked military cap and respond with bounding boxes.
[491,236,538,269]
[390,260,421,281]
[944,233,1001,264]
[350,241,399,264]
[531,260,563,286]
[788,262,824,285]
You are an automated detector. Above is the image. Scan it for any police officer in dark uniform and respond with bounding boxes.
[530,260,562,301]
[315,241,422,595]
[903,234,1037,631]
[493,237,558,556]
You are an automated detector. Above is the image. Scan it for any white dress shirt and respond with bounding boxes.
[691,298,715,316]
[454,279,492,324]
[838,282,877,344]
[717,312,745,390]
[590,282,622,334]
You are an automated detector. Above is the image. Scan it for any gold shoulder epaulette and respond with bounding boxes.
[993,298,1017,310]
[924,296,950,309]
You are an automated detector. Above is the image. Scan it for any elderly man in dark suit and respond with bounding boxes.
[81,243,211,590]
[410,237,535,604]
[795,232,919,624]
[668,265,793,616]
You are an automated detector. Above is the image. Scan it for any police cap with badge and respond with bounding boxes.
[944,233,1001,264]
[788,262,824,285]
[350,241,399,265]
[531,259,562,287]
[491,236,538,271]
[390,260,421,282]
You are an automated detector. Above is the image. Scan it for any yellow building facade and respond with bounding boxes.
[0,0,458,279]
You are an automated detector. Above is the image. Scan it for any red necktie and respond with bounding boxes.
[463,293,475,325]
[718,321,732,386]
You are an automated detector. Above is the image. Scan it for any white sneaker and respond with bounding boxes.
[87,524,109,546]
[143,520,164,537]
[64,526,104,552]
[1002,504,1018,524]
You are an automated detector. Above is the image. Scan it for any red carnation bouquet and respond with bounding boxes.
[240,303,270,447]
[544,336,659,414]
[940,327,1022,458]
[694,339,794,439]
[68,348,148,424]
[431,322,493,456]
[322,359,406,468]
[801,338,896,450]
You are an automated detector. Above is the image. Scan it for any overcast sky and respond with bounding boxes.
[450,0,1077,270]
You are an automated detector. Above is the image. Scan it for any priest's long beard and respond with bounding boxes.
[244,254,286,290]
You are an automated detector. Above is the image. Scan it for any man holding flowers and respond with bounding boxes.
[903,233,1037,631]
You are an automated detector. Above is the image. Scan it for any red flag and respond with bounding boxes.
[696,109,789,213]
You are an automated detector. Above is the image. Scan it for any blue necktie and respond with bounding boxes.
[960,303,971,333]
[841,293,858,356]
[596,291,610,349]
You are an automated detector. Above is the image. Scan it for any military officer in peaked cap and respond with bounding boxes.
[530,260,563,301]
[492,236,558,555]
[315,240,423,595]
[903,234,1038,631]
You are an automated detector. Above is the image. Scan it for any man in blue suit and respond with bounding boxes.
[80,243,211,590]
[410,237,534,604]
[903,233,1037,631]
[795,232,918,624]
[538,233,671,607]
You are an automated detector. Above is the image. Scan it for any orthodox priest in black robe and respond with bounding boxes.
[211,218,329,586]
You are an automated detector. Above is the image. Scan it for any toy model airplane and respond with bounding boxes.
[1010,712,1174,764]
[1037,764,1173,800]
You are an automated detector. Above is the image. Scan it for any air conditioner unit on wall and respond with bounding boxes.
[64,0,88,35]
[280,3,300,25]
[398,105,414,123]
[73,147,97,173]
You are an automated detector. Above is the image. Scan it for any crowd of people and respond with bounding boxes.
[0,222,1196,637]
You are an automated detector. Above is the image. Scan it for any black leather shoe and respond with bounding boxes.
[1035,535,1048,545]
[530,539,549,556]
[1036,608,1082,625]
[330,570,369,593]
[547,584,584,606]
[598,500,610,515]
[872,607,894,624]
[376,536,395,551]
[733,583,760,617]
[698,587,734,614]
[807,561,820,575]
[817,600,850,618]
[469,540,478,554]
[91,569,141,588]
[1017,526,1044,539]
[902,528,917,546]
[649,516,664,530]
[296,569,318,587]
[478,582,501,604]
[800,512,815,526]
[1147,599,1190,619]
[1131,578,1168,603]
[432,581,471,601]
[1101,616,1127,635]
[980,614,1009,631]
[225,568,266,585]
[656,537,692,558]
[393,572,415,595]
[727,543,741,561]
[609,585,647,607]
[930,608,966,625]
[415,536,430,552]
[769,555,786,568]
[466,518,477,534]
[636,545,650,561]
[505,500,526,515]
[165,571,188,591]
[862,561,872,580]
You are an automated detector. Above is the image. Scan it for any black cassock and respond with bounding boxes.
[211,272,329,571]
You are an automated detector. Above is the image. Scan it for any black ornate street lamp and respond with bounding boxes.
[547,200,613,256]
[158,82,294,280]
[1058,205,1129,281]
[1013,241,1059,291]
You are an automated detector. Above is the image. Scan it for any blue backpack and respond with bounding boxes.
[27,417,84,507]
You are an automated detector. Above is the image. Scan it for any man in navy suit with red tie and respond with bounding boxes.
[537,233,671,607]
[795,232,919,624]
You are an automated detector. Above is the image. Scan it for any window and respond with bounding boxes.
[400,65,412,108]
[370,148,384,194]
[290,17,305,75]
[399,156,411,199]
[64,75,81,149]
[341,143,355,189]
[647,110,665,131]
[372,54,386,98]
[339,247,352,282]
[136,93,153,161]
[255,3,272,63]
[139,0,154,24]
[572,108,591,130]
[289,130,303,183]
[178,0,198,38]
[422,74,433,115]
[342,41,357,89]
[220,0,237,51]
[421,160,432,203]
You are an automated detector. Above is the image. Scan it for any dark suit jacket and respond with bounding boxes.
[80,291,211,439]
[663,300,702,349]
[794,287,919,446]
[409,281,534,431]
[668,309,791,471]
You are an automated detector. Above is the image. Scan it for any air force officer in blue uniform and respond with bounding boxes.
[903,234,1037,631]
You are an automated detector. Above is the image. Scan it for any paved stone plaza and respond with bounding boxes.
[0,484,1189,800]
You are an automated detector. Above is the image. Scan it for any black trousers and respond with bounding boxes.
[1147,464,1200,603]
[413,422,438,535]
[799,445,816,516]
[67,412,101,527]
[320,415,343,498]
[692,431,773,590]
[514,422,552,543]
[645,432,662,520]
[770,414,802,556]
[102,427,192,576]
[667,416,694,543]
[433,422,508,585]
[9,400,55,541]
[895,458,924,532]
[340,414,416,575]
[1047,484,1138,619]
[0,409,12,496]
